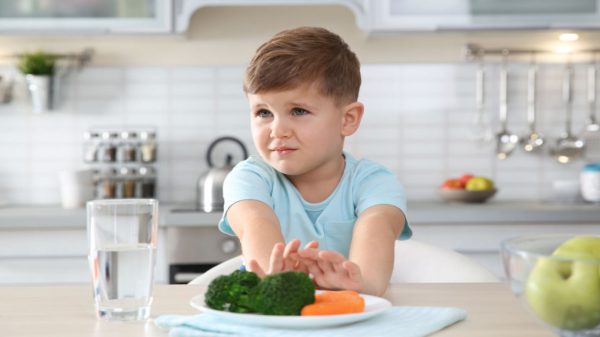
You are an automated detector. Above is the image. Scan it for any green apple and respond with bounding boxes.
[526,236,600,330]
[465,176,494,191]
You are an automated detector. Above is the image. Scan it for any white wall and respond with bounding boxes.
[0,5,593,205]
[0,62,587,205]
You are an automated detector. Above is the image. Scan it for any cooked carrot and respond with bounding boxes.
[301,291,365,316]
[314,290,361,303]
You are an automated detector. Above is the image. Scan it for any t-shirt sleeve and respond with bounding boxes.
[354,164,412,240]
[218,159,274,236]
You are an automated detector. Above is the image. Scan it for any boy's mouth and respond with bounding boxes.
[272,146,297,155]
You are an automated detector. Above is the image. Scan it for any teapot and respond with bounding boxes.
[196,136,248,212]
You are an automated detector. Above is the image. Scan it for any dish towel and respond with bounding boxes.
[155,306,467,337]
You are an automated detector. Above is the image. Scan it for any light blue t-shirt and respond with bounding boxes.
[218,153,411,258]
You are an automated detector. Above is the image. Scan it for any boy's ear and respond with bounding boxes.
[341,102,364,136]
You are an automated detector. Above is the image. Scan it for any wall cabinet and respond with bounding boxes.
[411,222,600,278]
[367,0,600,32]
[0,0,172,34]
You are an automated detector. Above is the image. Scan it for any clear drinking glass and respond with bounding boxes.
[87,199,158,320]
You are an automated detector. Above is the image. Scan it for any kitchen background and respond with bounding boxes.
[0,4,595,205]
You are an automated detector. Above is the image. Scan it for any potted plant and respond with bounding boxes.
[17,51,57,113]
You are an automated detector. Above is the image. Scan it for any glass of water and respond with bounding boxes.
[87,199,158,320]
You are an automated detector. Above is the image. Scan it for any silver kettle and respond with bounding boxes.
[196,136,248,212]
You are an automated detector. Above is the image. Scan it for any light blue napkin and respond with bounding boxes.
[155,306,467,337]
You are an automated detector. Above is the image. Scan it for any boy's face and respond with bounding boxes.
[247,82,362,178]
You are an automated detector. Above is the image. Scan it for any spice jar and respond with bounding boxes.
[117,131,138,163]
[117,167,137,198]
[97,131,118,162]
[83,131,100,163]
[137,166,156,198]
[96,168,117,199]
[139,130,157,163]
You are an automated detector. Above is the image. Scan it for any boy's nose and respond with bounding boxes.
[270,117,291,138]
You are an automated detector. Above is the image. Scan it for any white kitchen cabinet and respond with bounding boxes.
[410,223,600,278]
[0,0,172,34]
[366,0,600,32]
[0,227,168,285]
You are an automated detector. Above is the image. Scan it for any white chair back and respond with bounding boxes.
[189,240,498,285]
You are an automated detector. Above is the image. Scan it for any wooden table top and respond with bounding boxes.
[0,283,553,337]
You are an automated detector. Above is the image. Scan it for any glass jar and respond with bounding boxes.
[136,166,156,198]
[581,162,600,203]
[83,131,100,163]
[117,131,138,163]
[117,167,137,198]
[97,131,118,162]
[139,130,157,163]
[96,168,117,199]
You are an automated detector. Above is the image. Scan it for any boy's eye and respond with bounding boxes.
[256,109,272,118]
[291,107,308,116]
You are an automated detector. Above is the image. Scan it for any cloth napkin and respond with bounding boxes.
[154,306,467,337]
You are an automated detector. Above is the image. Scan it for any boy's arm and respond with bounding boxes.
[226,200,285,272]
[298,204,404,296]
[348,204,404,296]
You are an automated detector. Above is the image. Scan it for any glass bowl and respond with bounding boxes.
[500,234,600,337]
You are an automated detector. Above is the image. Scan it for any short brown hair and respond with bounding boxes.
[244,27,361,105]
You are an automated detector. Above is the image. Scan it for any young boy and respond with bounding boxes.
[218,27,411,296]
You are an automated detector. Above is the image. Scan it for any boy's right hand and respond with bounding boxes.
[247,239,318,277]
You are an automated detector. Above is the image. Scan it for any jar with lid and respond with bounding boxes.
[117,167,137,198]
[139,130,157,163]
[83,131,100,163]
[581,162,600,203]
[136,166,156,198]
[117,131,138,163]
[97,131,118,163]
[96,168,117,199]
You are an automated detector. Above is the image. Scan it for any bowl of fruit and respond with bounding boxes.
[501,234,600,337]
[438,174,497,203]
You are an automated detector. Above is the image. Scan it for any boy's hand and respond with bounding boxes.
[298,249,365,293]
[247,239,318,277]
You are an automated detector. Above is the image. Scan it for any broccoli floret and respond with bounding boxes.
[251,271,315,315]
[204,270,261,313]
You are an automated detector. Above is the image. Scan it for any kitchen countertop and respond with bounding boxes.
[0,283,553,337]
[0,200,598,229]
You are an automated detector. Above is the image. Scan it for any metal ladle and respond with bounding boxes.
[520,54,545,153]
[496,50,519,159]
[582,56,600,162]
[550,62,586,164]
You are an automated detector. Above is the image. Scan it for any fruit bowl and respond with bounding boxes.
[437,188,497,203]
[500,234,600,337]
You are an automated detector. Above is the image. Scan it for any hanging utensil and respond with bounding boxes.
[495,50,519,160]
[520,54,545,153]
[581,54,600,162]
[550,61,586,164]
[469,50,492,142]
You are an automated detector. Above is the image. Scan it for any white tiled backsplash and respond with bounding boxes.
[0,63,591,205]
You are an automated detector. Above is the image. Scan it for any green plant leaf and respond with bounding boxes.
[17,51,57,76]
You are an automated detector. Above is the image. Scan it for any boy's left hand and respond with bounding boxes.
[298,249,365,293]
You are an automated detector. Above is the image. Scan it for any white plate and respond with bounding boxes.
[189,292,391,328]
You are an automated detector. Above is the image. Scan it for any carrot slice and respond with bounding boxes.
[301,291,365,316]
[314,290,361,303]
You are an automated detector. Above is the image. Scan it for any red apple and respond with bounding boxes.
[458,174,474,186]
[441,178,463,189]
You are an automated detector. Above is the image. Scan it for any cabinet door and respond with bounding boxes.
[0,0,172,33]
[369,0,600,31]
